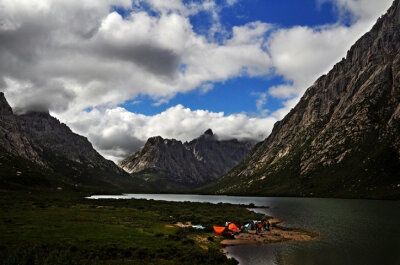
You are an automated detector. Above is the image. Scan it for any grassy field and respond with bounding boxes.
[0,190,266,265]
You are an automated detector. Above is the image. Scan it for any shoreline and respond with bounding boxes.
[219,217,316,247]
[220,225,315,246]
[182,217,316,249]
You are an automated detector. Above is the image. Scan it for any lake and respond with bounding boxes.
[87,194,400,265]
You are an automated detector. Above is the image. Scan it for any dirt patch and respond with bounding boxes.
[268,218,282,225]
[175,222,192,228]
[220,227,315,246]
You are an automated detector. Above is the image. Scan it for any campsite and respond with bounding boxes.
[0,191,316,265]
[0,191,261,264]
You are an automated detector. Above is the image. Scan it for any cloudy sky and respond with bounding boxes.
[0,0,393,162]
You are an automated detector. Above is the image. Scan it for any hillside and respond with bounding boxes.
[0,92,137,192]
[203,0,400,199]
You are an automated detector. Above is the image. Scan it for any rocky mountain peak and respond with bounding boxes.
[0,92,13,115]
[119,131,254,187]
[0,93,43,164]
[204,129,214,136]
[146,136,163,145]
[146,136,182,147]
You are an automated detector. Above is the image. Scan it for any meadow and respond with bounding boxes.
[0,190,265,265]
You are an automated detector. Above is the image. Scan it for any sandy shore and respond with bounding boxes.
[173,218,315,247]
[220,226,315,246]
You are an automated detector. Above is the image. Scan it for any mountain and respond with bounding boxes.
[203,0,400,199]
[0,93,42,165]
[119,129,254,190]
[0,92,136,192]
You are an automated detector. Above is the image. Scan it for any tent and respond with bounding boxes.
[213,226,226,235]
[228,223,239,233]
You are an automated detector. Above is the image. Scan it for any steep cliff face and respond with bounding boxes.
[119,129,254,187]
[18,112,119,171]
[17,112,132,189]
[205,0,400,199]
[0,93,42,164]
[0,93,134,191]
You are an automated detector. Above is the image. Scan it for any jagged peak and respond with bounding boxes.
[146,136,182,146]
[147,136,164,144]
[0,92,13,115]
[19,110,51,117]
[204,129,214,136]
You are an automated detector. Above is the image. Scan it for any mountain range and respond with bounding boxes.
[1,0,400,199]
[119,129,254,191]
[0,93,252,193]
[202,0,400,199]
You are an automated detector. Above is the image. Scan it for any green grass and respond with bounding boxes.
[130,169,192,193]
[0,190,266,265]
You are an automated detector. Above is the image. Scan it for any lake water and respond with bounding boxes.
[88,194,400,265]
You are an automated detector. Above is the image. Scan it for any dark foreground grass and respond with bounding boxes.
[0,190,265,265]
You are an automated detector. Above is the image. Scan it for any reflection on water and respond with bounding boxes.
[87,194,400,265]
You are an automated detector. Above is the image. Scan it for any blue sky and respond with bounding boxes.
[1,0,393,161]
[118,0,339,116]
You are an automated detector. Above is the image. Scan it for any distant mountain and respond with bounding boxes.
[0,92,136,192]
[203,0,400,199]
[119,129,254,190]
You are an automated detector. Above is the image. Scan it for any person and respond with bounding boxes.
[222,229,235,239]
[250,220,256,230]
[256,222,262,234]
[262,220,270,231]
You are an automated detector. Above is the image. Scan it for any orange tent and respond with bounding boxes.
[228,223,239,233]
[213,226,226,235]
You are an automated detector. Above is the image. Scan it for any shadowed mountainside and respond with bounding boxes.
[203,0,400,199]
[119,129,254,190]
[0,92,139,192]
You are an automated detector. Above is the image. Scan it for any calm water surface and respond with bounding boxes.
[88,194,400,265]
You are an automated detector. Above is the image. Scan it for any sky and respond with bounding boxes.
[0,0,393,162]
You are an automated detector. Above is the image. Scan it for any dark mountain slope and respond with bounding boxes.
[119,129,254,190]
[203,0,400,199]
[0,93,42,165]
[0,92,137,192]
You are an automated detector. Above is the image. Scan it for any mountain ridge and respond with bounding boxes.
[202,0,400,199]
[0,92,136,192]
[119,129,254,189]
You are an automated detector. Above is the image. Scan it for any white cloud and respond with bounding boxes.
[61,105,277,162]
[228,21,273,46]
[1,0,272,115]
[263,0,392,118]
[319,0,393,23]
[255,93,267,112]
[0,0,394,162]
[226,0,239,6]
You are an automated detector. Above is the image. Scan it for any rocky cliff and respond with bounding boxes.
[204,0,400,199]
[0,93,42,164]
[0,92,135,191]
[119,129,254,188]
